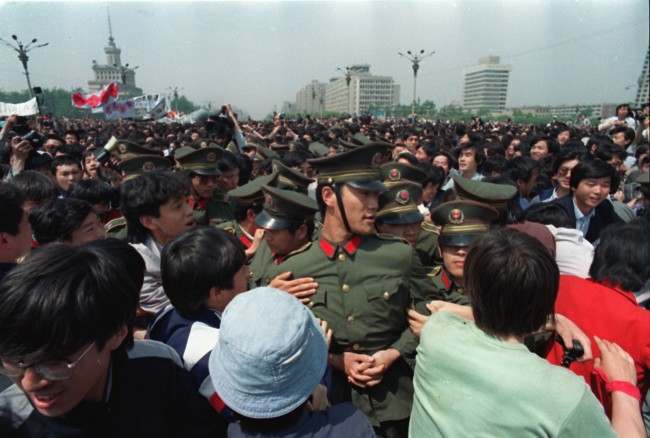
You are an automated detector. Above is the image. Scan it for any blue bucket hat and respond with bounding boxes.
[208,287,327,419]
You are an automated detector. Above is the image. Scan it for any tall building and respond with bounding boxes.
[462,56,511,111]
[87,9,142,98]
[636,47,649,107]
[325,64,400,114]
[295,80,327,114]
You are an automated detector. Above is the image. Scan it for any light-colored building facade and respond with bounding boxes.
[462,56,511,111]
[636,47,649,107]
[510,103,618,120]
[295,80,327,115]
[88,11,142,98]
[325,65,400,114]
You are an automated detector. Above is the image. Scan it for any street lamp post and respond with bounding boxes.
[398,49,435,117]
[0,34,49,98]
[337,66,352,115]
[168,86,183,112]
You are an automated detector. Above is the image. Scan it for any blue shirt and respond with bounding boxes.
[573,197,594,236]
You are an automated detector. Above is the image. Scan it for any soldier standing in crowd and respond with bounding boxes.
[175,147,223,225]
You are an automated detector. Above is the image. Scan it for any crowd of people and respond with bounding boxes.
[0,100,648,437]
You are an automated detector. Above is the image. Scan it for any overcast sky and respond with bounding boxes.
[0,0,648,118]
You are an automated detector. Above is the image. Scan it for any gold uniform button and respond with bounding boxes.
[352,343,360,351]
[347,315,354,323]
[341,284,350,293]
[338,254,346,262]
[383,291,390,300]
[307,300,315,308]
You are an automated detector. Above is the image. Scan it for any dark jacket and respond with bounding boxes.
[554,195,622,243]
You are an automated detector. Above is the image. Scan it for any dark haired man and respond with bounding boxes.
[598,103,637,132]
[175,147,223,225]
[121,170,196,319]
[29,198,106,246]
[554,159,623,242]
[504,157,540,210]
[149,227,248,419]
[12,170,58,213]
[0,182,32,281]
[442,143,484,191]
[0,241,225,436]
[51,156,82,195]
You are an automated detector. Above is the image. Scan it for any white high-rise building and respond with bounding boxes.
[462,56,511,111]
[295,80,327,114]
[636,47,649,107]
[325,65,400,114]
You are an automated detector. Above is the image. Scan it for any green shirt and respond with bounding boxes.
[249,240,313,287]
[428,265,469,306]
[409,312,615,438]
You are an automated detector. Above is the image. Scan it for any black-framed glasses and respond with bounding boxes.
[0,343,94,381]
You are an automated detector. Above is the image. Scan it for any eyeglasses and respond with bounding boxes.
[557,167,573,177]
[0,343,94,381]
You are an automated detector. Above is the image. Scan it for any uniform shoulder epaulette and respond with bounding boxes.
[105,216,126,232]
[427,265,442,278]
[421,221,440,235]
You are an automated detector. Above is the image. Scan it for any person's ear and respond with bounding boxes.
[106,325,128,352]
[139,215,158,232]
[296,223,308,241]
[246,208,256,221]
[321,185,337,209]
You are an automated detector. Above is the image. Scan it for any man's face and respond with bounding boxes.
[191,174,217,199]
[608,156,625,175]
[433,155,450,175]
[190,132,200,141]
[458,148,478,175]
[617,106,629,119]
[612,132,629,147]
[264,226,304,256]
[217,168,239,192]
[441,245,469,279]
[405,135,419,153]
[84,155,100,177]
[64,134,78,145]
[55,164,82,192]
[337,185,379,235]
[69,212,106,246]
[554,158,579,191]
[415,147,430,163]
[573,177,611,211]
[557,130,570,145]
[9,333,123,417]
[43,139,62,155]
[530,140,549,161]
[148,196,196,243]
[1,208,32,261]
[376,221,421,246]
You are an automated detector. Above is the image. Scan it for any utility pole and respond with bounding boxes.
[0,34,49,98]
[337,66,353,115]
[398,49,435,116]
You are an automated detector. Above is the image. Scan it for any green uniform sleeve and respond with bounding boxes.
[557,389,616,438]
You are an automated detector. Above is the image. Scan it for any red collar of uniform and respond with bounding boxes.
[272,253,285,264]
[240,233,253,249]
[319,235,362,259]
[441,269,452,289]
[187,196,206,210]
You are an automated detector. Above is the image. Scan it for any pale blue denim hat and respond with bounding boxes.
[208,287,327,419]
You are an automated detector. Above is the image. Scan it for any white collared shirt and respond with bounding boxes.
[573,197,595,236]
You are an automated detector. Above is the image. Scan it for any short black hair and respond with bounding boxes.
[50,155,81,175]
[594,143,628,163]
[432,150,456,169]
[523,202,574,229]
[569,159,619,193]
[11,170,58,205]
[422,164,445,187]
[120,171,189,243]
[505,156,540,184]
[0,182,24,235]
[218,151,240,173]
[69,179,117,207]
[0,239,144,362]
[610,126,635,144]
[529,135,559,156]
[233,201,264,222]
[482,154,508,176]
[454,143,485,167]
[589,220,650,292]
[286,218,316,240]
[551,148,584,176]
[465,228,559,338]
[161,227,246,318]
[29,198,95,245]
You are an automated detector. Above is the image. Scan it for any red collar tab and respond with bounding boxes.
[319,238,336,258]
[441,269,452,289]
[272,253,285,265]
[343,235,362,255]
[188,196,206,210]
[239,234,253,249]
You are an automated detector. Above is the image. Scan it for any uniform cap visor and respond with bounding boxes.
[345,180,386,193]
[438,233,483,247]
[376,211,423,225]
[255,210,295,230]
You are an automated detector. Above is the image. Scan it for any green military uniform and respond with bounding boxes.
[176,147,225,226]
[249,185,318,286]
[107,155,173,239]
[428,200,499,306]
[115,139,162,161]
[451,174,517,222]
[262,144,434,434]
[380,161,438,268]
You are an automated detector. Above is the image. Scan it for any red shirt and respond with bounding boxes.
[547,275,650,416]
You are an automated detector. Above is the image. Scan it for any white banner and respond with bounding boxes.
[0,97,39,117]
[103,99,135,120]
[133,94,167,120]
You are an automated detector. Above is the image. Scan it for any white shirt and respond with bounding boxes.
[130,237,170,314]
[573,197,595,236]
[546,225,594,278]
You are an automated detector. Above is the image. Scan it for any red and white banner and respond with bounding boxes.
[71,82,119,109]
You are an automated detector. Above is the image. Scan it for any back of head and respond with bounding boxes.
[465,228,559,338]
[69,179,117,207]
[11,170,58,206]
[0,239,144,363]
[161,227,246,318]
[29,198,94,245]
[0,182,24,235]
[523,202,574,229]
[589,219,650,292]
